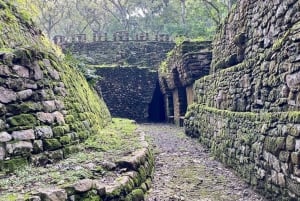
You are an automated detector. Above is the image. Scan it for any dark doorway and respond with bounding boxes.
[148,81,166,122]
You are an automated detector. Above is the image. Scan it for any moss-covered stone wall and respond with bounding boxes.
[185,105,300,200]
[64,41,175,68]
[95,67,158,122]
[0,0,111,172]
[184,0,300,200]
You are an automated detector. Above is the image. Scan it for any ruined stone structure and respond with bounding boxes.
[159,41,212,125]
[184,0,300,200]
[0,1,111,172]
[66,41,175,122]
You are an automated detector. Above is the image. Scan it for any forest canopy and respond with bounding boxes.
[13,0,236,40]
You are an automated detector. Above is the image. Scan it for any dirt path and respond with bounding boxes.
[138,123,268,201]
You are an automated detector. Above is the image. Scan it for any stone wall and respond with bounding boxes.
[159,41,212,125]
[64,41,175,68]
[0,1,111,172]
[184,0,300,200]
[185,105,300,200]
[65,40,175,121]
[95,67,159,122]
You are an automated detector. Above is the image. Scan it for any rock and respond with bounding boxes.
[6,141,33,155]
[0,145,5,160]
[94,182,106,196]
[17,89,33,100]
[42,101,57,112]
[55,100,64,110]
[286,136,296,151]
[43,59,60,80]
[33,62,44,80]
[291,152,300,165]
[36,112,55,124]
[0,86,17,103]
[0,132,12,142]
[101,161,117,170]
[286,72,300,88]
[53,111,65,125]
[12,129,35,140]
[35,126,53,139]
[12,65,29,78]
[0,64,11,77]
[73,179,94,193]
[0,119,6,130]
[296,140,300,151]
[38,188,67,201]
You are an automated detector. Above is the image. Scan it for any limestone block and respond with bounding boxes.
[278,173,286,187]
[53,111,65,125]
[46,150,63,160]
[35,126,53,139]
[0,132,12,142]
[0,145,5,160]
[0,119,5,130]
[54,100,64,110]
[43,59,60,80]
[17,89,33,100]
[6,141,33,155]
[286,136,296,151]
[42,101,57,112]
[295,139,300,151]
[12,65,29,78]
[33,62,44,80]
[72,179,94,193]
[36,112,55,124]
[38,188,67,201]
[279,151,290,162]
[291,152,300,165]
[0,86,17,103]
[0,65,11,77]
[12,129,35,140]
[286,71,300,88]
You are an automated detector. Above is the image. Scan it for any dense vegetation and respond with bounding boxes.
[13,0,236,40]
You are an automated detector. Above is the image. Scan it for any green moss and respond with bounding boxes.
[43,139,62,151]
[0,157,28,173]
[65,115,75,124]
[130,189,144,201]
[60,135,72,145]
[8,114,37,127]
[63,145,81,158]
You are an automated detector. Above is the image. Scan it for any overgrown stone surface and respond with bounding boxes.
[65,37,175,122]
[0,0,111,173]
[184,0,300,200]
[64,41,175,68]
[95,67,158,121]
[141,124,266,201]
[0,119,154,201]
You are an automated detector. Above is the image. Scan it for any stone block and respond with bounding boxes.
[291,152,300,165]
[295,139,300,151]
[12,65,29,78]
[0,144,5,160]
[17,89,33,101]
[8,114,37,127]
[38,188,67,201]
[42,101,57,112]
[0,132,12,142]
[286,136,295,151]
[264,136,285,155]
[72,179,94,193]
[0,86,17,103]
[279,151,290,162]
[33,140,43,154]
[35,126,53,139]
[12,129,35,140]
[6,141,33,155]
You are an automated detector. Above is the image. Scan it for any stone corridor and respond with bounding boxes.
[139,124,267,201]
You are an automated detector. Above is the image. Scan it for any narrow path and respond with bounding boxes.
[138,123,268,201]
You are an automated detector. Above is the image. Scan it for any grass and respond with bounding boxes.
[0,118,142,199]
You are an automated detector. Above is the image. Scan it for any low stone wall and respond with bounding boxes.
[185,104,300,200]
[95,67,158,122]
[11,131,154,201]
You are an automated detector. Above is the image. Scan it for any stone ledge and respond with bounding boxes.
[2,130,154,201]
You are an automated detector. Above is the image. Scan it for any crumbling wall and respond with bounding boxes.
[185,0,300,200]
[0,1,111,172]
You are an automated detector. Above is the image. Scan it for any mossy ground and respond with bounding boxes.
[0,118,141,200]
